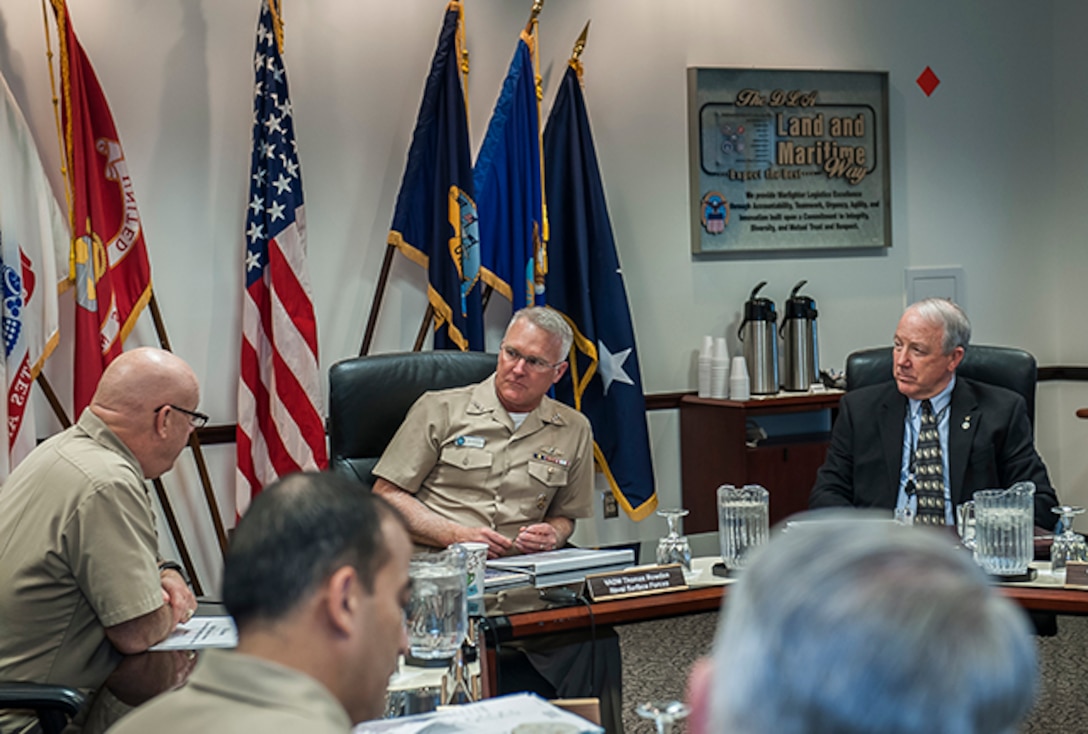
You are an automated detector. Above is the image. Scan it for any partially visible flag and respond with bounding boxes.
[545,60,656,521]
[237,0,327,514]
[388,1,482,351]
[0,72,68,480]
[51,0,153,414]
[474,22,547,311]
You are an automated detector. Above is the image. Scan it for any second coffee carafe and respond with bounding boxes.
[780,280,820,391]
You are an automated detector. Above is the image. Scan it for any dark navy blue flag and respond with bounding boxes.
[388,1,482,351]
[474,25,547,311]
[545,62,657,521]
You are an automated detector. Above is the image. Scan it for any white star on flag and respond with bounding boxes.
[597,340,635,396]
[266,200,285,222]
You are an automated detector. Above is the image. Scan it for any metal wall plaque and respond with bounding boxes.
[687,67,891,255]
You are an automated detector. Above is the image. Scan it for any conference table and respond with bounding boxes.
[473,556,1088,698]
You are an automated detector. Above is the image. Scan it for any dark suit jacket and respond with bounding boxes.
[810,377,1059,529]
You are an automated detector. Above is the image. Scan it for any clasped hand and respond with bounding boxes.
[514,522,559,555]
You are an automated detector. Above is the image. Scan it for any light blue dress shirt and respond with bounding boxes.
[896,375,955,525]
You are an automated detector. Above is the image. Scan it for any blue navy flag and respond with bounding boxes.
[474,24,547,311]
[544,62,657,521]
[388,1,482,351]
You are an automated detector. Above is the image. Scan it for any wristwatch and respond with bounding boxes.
[158,560,191,586]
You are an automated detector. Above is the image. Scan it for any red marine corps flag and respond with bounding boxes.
[52,0,153,413]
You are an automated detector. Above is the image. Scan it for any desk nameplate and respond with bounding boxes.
[585,564,688,602]
[1064,562,1088,589]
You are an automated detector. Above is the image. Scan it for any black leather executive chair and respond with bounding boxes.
[0,682,85,734]
[327,350,498,489]
[847,344,1059,635]
[845,344,1038,426]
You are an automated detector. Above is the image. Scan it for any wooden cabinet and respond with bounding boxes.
[679,392,841,534]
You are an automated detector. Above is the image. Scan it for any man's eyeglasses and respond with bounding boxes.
[154,404,209,429]
[500,344,564,373]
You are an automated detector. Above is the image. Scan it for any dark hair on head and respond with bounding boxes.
[223,471,402,630]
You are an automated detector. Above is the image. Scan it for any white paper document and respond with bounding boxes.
[355,693,602,733]
[149,615,238,651]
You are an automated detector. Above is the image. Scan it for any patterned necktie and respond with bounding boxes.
[913,399,946,525]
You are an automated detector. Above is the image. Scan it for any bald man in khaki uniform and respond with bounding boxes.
[0,348,200,733]
[374,307,594,557]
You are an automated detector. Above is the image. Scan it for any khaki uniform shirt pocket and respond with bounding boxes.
[438,445,494,472]
[527,460,569,488]
[523,461,569,522]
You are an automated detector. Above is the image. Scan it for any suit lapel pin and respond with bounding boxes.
[961,415,971,430]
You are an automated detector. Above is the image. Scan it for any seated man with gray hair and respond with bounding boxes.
[373,305,595,557]
[810,297,1058,528]
[373,306,619,730]
[688,515,1037,734]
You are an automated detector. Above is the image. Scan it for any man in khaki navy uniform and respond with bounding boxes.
[375,307,624,732]
[111,472,413,734]
[374,306,594,557]
[0,348,200,733]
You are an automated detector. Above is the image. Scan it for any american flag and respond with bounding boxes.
[236,0,327,514]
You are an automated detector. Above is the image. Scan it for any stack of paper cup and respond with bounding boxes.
[698,335,713,398]
[730,355,751,401]
[710,337,730,399]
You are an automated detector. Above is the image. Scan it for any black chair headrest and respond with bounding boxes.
[845,344,1037,425]
[327,351,498,488]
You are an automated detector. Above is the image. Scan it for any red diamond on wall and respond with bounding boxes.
[917,66,940,97]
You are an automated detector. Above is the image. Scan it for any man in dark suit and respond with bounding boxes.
[810,298,1059,529]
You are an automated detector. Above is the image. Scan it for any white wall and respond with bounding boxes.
[2,0,1084,590]
[1047,0,1088,506]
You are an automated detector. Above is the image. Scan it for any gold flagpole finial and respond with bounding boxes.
[571,20,590,63]
[524,0,544,34]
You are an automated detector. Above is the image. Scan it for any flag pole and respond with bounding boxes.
[571,21,590,65]
[358,244,396,356]
[34,374,70,429]
[40,0,73,229]
[150,477,204,596]
[524,0,545,33]
[148,294,229,557]
[36,0,77,434]
[413,304,435,351]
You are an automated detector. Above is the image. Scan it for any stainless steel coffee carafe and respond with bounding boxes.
[738,281,778,395]
[780,280,820,391]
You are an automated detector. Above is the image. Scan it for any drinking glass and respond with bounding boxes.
[1051,506,1088,572]
[636,700,690,734]
[655,509,692,572]
[894,505,915,526]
